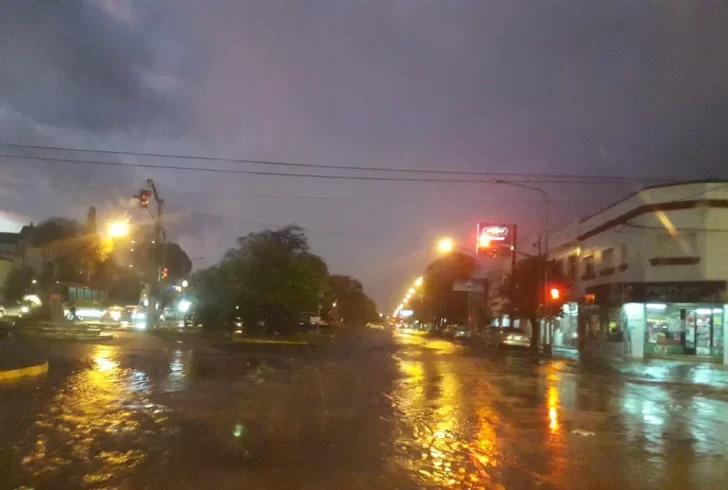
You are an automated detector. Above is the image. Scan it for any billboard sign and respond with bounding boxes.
[476,223,514,257]
[453,279,485,293]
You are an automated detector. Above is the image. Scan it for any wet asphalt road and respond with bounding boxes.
[1,329,728,489]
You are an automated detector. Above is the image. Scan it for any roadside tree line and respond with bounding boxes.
[192,225,379,333]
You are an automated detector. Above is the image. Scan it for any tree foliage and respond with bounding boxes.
[327,274,378,325]
[31,217,117,288]
[4,265,35,301]
[194,225,331,333]
[417,252,477,325]
[135,242,192,281]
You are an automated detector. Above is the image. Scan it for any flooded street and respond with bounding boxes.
[2,330,728,489]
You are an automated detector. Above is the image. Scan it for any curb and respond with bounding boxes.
[0,361,49,382]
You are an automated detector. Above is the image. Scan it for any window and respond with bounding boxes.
[568,255,578,281]
[582,255,595,279]
[600,248,614,276]
[619,244,628,271]
[652,232,697,258]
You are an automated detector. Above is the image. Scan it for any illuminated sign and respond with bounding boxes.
[398,309,414,319]
[476,223,513,257]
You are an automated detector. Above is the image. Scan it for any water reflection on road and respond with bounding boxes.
[3,331,728,489]
[18,343,184,488]
[390,330,728,489]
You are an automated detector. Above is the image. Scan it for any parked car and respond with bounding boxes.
[443,324,471,339]
[442,324,458,338]
[0,301,31,319]
[482,327,530,349]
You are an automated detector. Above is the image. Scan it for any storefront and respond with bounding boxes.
[549,302,579,350]
[588,281,728,364]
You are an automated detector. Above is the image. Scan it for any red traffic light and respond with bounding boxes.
[161,267,169,279]
[549,287,561,300]
[135,189,152,208]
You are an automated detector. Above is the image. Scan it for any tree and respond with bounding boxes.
[500,256,544,352]
[327,274,378,325]
[195,225,330,333]
[135,242,192,281]
[419,252,477,326]
[4,265,35,301]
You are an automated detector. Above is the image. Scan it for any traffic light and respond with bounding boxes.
[550,287,561,301]
[161,267,169,280]
[135,189,152,208]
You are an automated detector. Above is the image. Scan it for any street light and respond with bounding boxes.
[108,221,130,238]
[408,288,415,295]
[437,237,454,254]
[415,276,423,287]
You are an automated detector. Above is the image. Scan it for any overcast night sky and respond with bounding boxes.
[1,0,728,310]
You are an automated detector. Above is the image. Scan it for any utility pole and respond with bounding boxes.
[135,179,165,330]
[509,224,518,321]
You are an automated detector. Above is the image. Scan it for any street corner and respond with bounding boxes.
[0,360,49,383]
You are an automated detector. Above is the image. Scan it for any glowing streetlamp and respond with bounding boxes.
[108,221,130,238]
[408,288,415,295]
[415,276,423,287]
[437,237,454,254]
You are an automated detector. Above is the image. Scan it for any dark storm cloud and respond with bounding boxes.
[0,0,197,132]
[185,0,728,308]
[0,0,200,229]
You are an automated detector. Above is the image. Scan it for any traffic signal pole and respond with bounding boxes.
[136,179,165,330]
[148,179,165,331]
[510,224,518,320]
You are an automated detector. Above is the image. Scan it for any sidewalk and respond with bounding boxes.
[608,357,728,390]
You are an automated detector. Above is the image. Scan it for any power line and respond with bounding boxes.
[0,141,673,183]
[167,188,590,203]
[189,212,398,240]
[0,151,670,185]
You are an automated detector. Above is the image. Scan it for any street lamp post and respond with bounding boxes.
[489,179,550,352]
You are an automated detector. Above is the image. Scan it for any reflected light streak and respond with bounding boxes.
[547,385,560,433]
[654,210,693,256]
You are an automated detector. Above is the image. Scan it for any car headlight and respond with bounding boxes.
[21,305,30,313]
[110,311,122,321]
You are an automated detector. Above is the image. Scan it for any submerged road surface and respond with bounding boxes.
[1,329,727,489]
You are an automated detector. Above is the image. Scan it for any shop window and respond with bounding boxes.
[714,309,724,349]
[581,255,595,280]
[646,305,683,348]
[646,304,722,357]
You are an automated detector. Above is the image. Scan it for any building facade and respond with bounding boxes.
[545,181,728,364]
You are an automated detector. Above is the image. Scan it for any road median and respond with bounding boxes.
[0,360,49,382]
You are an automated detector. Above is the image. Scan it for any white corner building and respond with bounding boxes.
[545,181,728,364]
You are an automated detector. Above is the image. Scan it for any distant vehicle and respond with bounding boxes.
[366,322,385,330]
[100,306,124,324]
[120,306,146,329]
[482,327,530,349]
[299,312,320,331]
[442,324,459,338]
[0,301,30,319]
